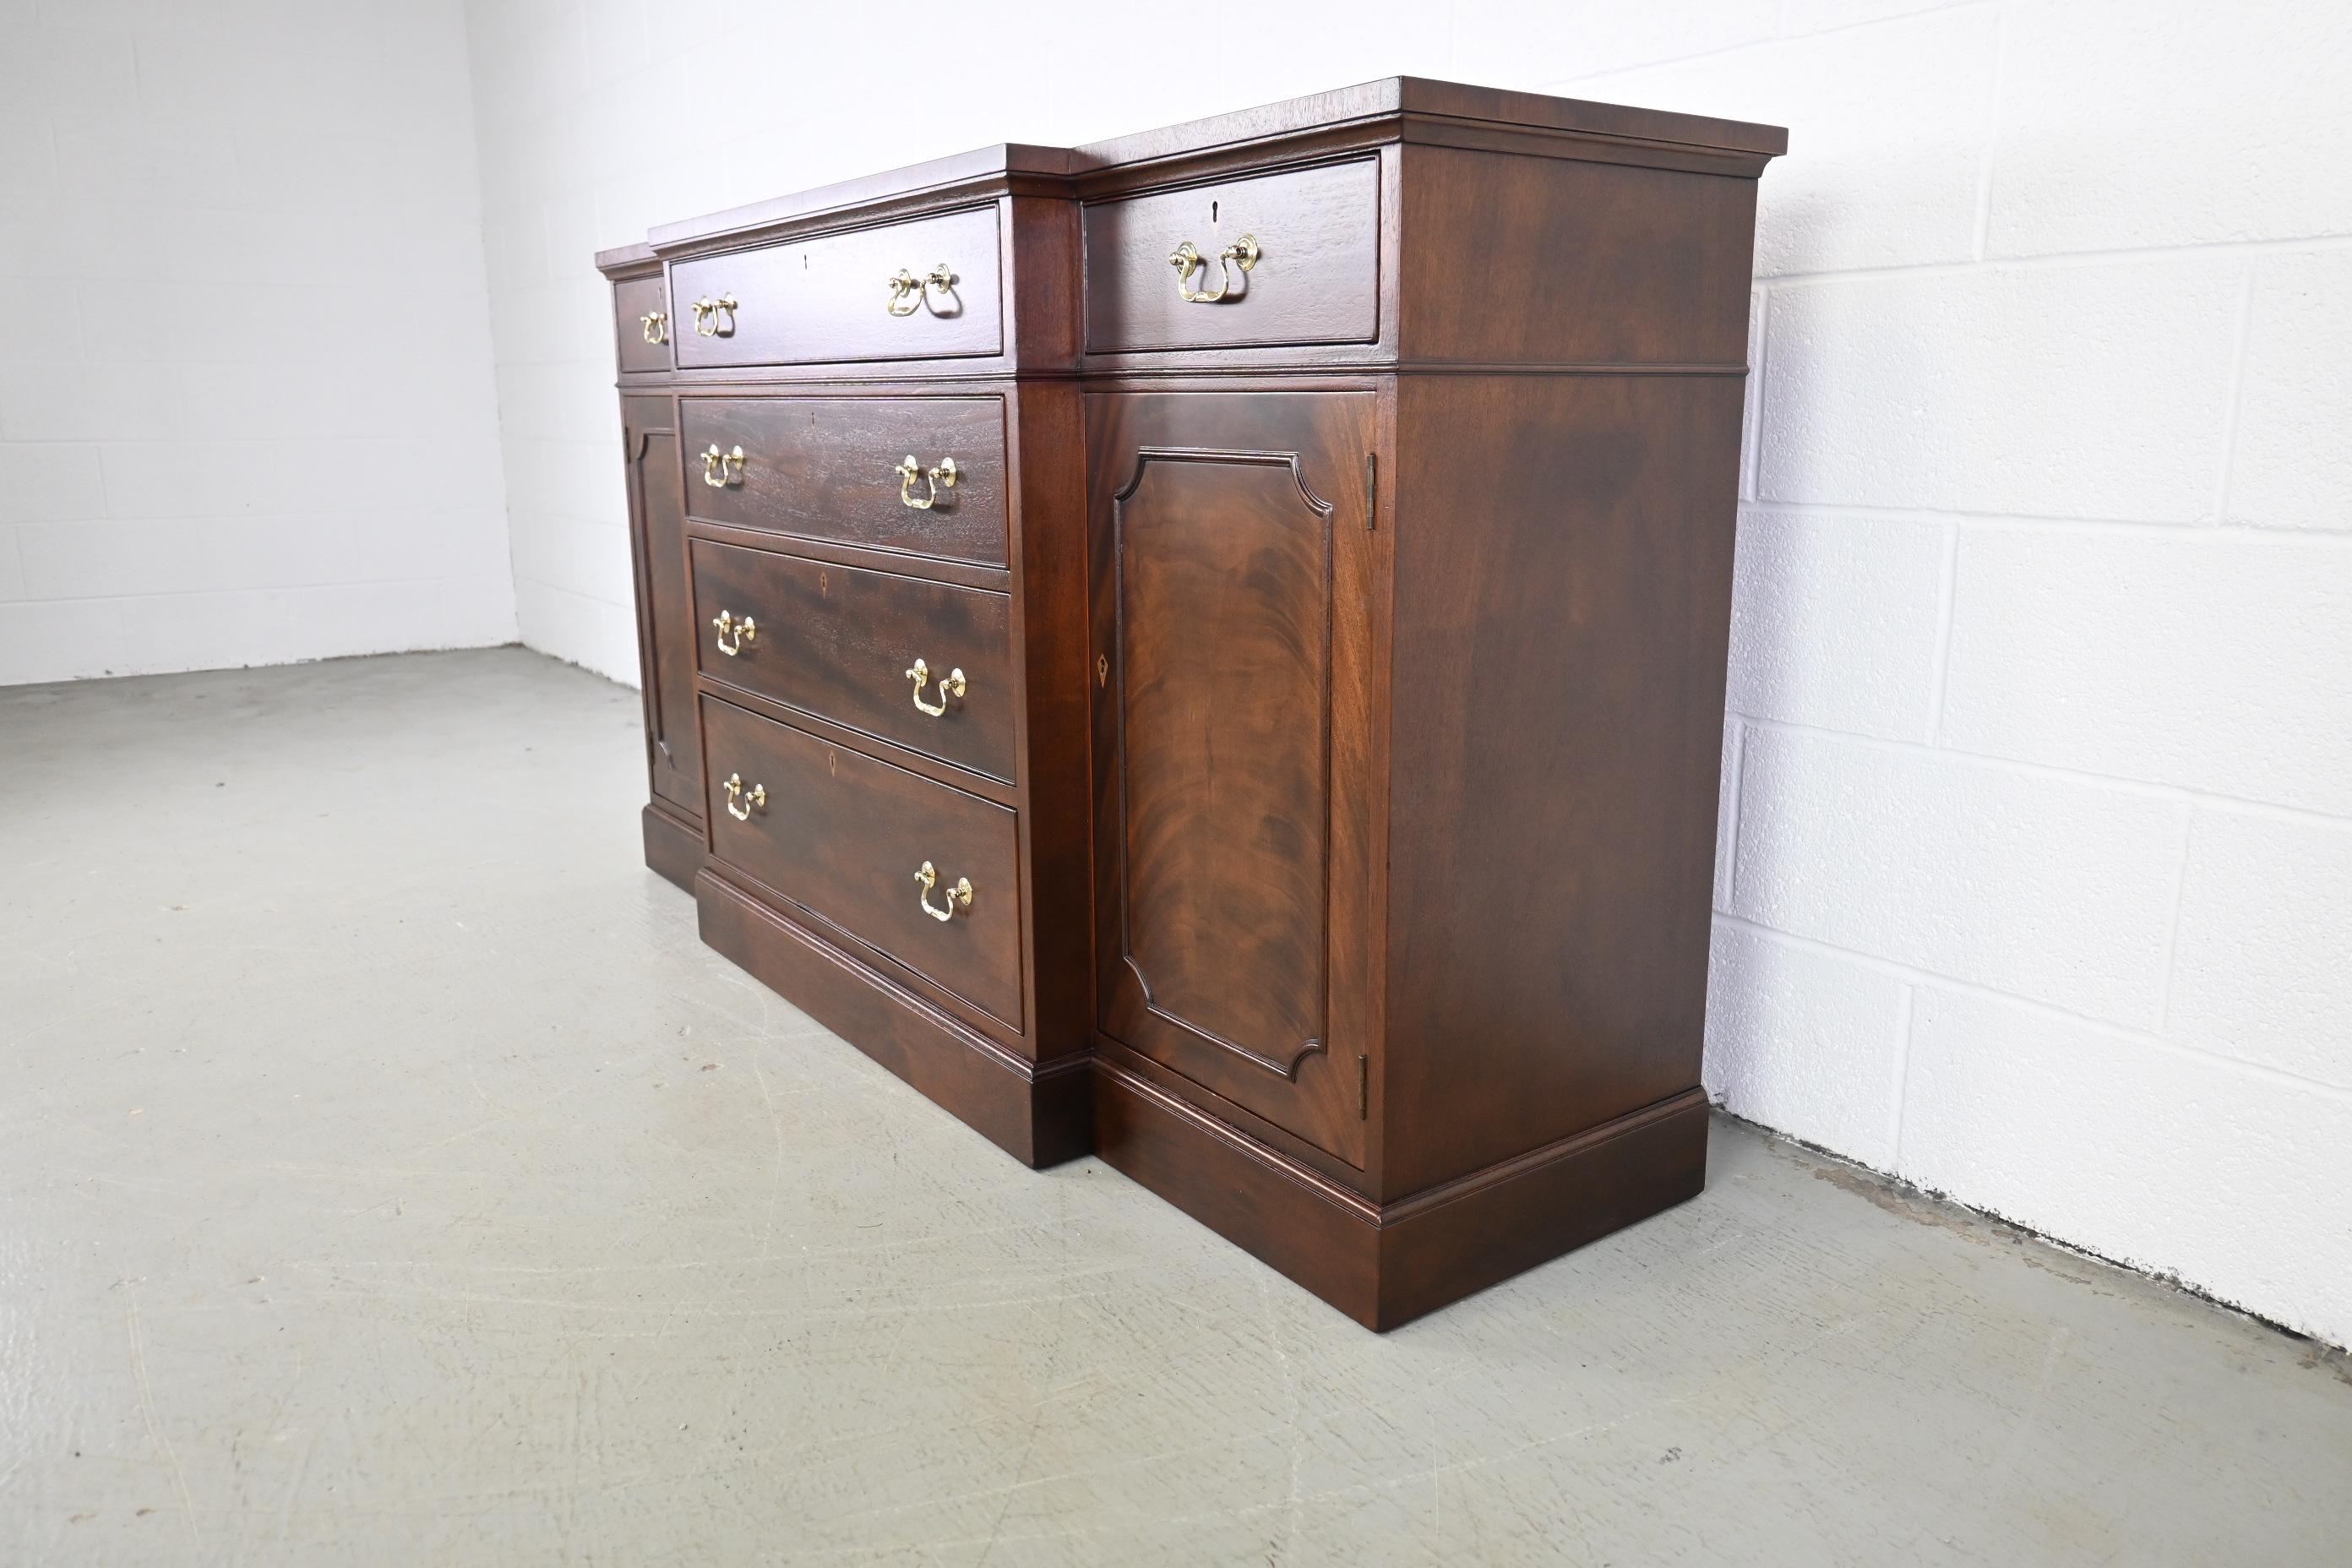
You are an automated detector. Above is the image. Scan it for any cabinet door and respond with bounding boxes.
[1089,390,1380,1167]
[623,399,702,817]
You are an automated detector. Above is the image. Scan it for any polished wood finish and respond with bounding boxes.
[679,395,1009,567]
[614,276,672,373]
[671,206,1004,368]
[600,78,1781,1324]
[1082,157,1380,354]
[1089,390,1379,1168]
[691,538,1018,783]
[620,396,700,818]
[700,694,1026,1032]
[700,870,1091,1166]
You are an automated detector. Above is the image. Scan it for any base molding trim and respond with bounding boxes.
[1092,1061,1709,1329]
[696,869,1090,1168]
[641,803,704,892]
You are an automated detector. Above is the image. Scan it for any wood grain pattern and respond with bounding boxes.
[622,402,700,818]
[1380,372,1746,1196]
[1397,144,1757,367]
[690,538,1018,784]
[1089,389,1378,1168]
[700,694,1026,1033]
[671,206,1003,368]
[1083,158,1380,354]
[602,76,1782,1326]
[700,869,1090,1168]
[680,395,1009,568]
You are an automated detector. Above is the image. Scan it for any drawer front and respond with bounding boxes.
[614,276,672,372]
[671,207,1004,368]
[1084,159,1380,355]
[692,539,1017,784]
[701,695,1024,1030]
[680,395,1009,568]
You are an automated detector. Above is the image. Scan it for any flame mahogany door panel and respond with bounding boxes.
[1088,390,1379,1167]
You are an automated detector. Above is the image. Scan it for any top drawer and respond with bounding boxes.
[670,207,1004,368]
[1083,159,1380,355]
[612,276,672,373]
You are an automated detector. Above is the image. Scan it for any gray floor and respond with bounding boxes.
[2,648,2346,1567]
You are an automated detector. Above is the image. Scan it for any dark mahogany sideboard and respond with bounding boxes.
[596,78,1784,1329]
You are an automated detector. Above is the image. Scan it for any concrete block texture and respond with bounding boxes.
[1730,724,2188,1026]
[1757,259,2245,520]
[1986,0,2352,257]
[1704,921,1910,1168]
[0,0,513,683]
[2167,808,2352,1090]
[2230,249,2352,532]
[1902,987,2352,1350]
[1728,509,1948,740]
[1938,526,2352,815]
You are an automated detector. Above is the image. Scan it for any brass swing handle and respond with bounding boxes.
[702,444,744,488]
[914,861,972,921]
[710,610,755,656]
[691,294,737,335]
[640,310,667,344]
[905,657,966,716]
[722,772,765,821]
[885,264,957,317]
[1168,234,1259,302]
[894,455,957,509]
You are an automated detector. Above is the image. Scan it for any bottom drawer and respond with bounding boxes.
[700,694,1024,1032]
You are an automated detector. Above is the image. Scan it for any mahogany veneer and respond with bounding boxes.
[597,77,1783,1329]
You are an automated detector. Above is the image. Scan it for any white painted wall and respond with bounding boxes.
[0,0,514,685]
[155,0,2328,1351]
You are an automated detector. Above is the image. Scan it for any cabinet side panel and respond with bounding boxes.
[1382,373,1743,1196]
[1396,144,1756,368]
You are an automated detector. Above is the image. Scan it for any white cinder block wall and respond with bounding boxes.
[458,0,2352,1348]
[0,0,515,685]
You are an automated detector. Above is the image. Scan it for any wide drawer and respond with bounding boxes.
[1083,158,1380,355]
[613,276,672,373]
[692,539,1017,784]
[681,395,1009,569]
[700,695,1024,1032]
[670,206,1003,368]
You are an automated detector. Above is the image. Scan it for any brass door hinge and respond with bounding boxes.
[1364,453,1377,531]
[1358,1054,1369,1119]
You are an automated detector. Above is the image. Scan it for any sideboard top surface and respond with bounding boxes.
[598,76,1787,270]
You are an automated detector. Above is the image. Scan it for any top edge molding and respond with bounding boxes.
[612,77,1787,263]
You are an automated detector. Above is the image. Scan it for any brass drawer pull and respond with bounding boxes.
[722,772,765,821]
[702,444,744,488]
[905,657,966,716]
[894,454,957,509]
[640,310,667,344]
[1168,234,1259,303]
[915,861,972,922]
[691,293,737,336]
[710,611,755,656]
[885,264,958,317]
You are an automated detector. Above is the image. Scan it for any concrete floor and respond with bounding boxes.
[2,648,2347,1566]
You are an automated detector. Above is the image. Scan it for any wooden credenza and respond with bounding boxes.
[597,78,1783,1329]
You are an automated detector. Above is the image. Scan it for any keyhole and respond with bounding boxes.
[1097,654,1108,687]
[1211,200,1219,225]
